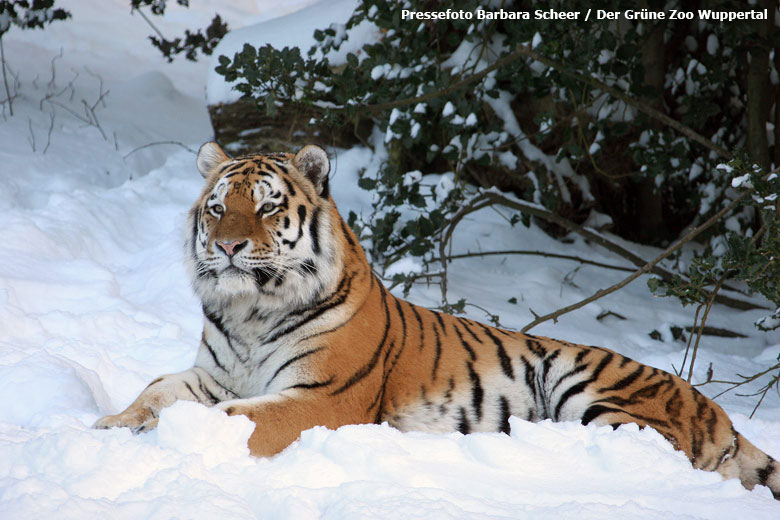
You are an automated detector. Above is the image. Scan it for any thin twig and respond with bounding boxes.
[686,275,726,382]
[677,304,702,377]
[47,47,64,92]
[708,362,780,400]
[43,108,55,154]
[27,117,36,152]
[123,140,198,159]
[132,7,167,42]
[81,98,107,140]
[519,190,750,333]
[433,249,635,273]
[438,193,495,303]
[0,38,14,116]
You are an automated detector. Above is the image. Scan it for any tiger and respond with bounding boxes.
[94,141,780,498]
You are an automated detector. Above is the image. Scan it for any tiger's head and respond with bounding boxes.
[185,142,341,307]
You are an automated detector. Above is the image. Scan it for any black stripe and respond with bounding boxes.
[285,270,351,319]
[467,362,484,421]
[757,457,775,486]
[705,408,718,444]
[498,396,511,434]
[410,304,425,351]
[265,272,354,344]
[394,296,407,349]
[184,381,199,400]
[340,218,357,248]
[286,378,334,391]
[630,412,670,430]
[319,171,330,199]
[554,352,613,419]
[581,404,621,425]
[366,294,409,413]
[550,364,589,394]
[526,338,547,357]
[309,207,322,255]
[432,309,446,333]
[460,320,482,343]
[477,323,514,380]
[281,205,306,249]
[203,306,248,363]
[194,372,220,405]
[201,338,227,372]
[591,352,615,380]
[274,162,289,175]
[146,377,164,389]
[664,388,683,422]
[554,380,590,420]
[209,376,240,398]
[190,207,200,258]
[598,364,644,393]
[267,347,325,388]
[457,407,471,434]
[520,355,536,400]
[297,294,366,342]
[452,322,477,361]
[281,175,296,196]
[331,287,392,395]
[541,350,561,386]
[431,318,442,380]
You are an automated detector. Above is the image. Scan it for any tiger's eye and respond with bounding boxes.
[260,202,275,213]
[210,204,224,216]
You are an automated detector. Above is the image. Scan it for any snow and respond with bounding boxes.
[206,0,380,105]
[1,1,780,518]
[707,34,719,55]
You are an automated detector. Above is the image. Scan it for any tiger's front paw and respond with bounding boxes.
[92,409,159,434]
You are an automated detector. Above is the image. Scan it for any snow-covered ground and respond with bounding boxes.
[1,1,779,518]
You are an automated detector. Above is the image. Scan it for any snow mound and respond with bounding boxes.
[156,401,256,466]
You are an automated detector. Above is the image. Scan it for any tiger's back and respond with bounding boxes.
[94,142,780,499]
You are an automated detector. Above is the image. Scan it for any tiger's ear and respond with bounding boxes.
[294,144,330,197]
[197,142,231,178]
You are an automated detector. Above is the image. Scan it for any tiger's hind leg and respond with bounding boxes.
[579,399,780,498]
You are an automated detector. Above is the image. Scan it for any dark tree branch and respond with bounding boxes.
[517,190,750,333]
[480,191,763,311]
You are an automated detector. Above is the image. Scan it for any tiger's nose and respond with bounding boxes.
[216,240,247,257]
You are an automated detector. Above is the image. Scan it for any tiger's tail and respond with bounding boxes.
[719,432,780,499]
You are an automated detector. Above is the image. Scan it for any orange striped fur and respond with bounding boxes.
[94,143,779,498]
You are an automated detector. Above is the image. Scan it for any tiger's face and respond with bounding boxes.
[186,142,338,306]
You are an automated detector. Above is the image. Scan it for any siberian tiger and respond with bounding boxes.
[94,142,780,498]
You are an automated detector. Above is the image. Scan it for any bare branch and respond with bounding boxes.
[481,191,763,311]
[43,108,55,154]
[518,190,750,333]
[27,117,36,152]
[47,47,64,92]
[122,140,197,160]
[686,276,726,382]
[434,249,636,273]
[0,38,15,116]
